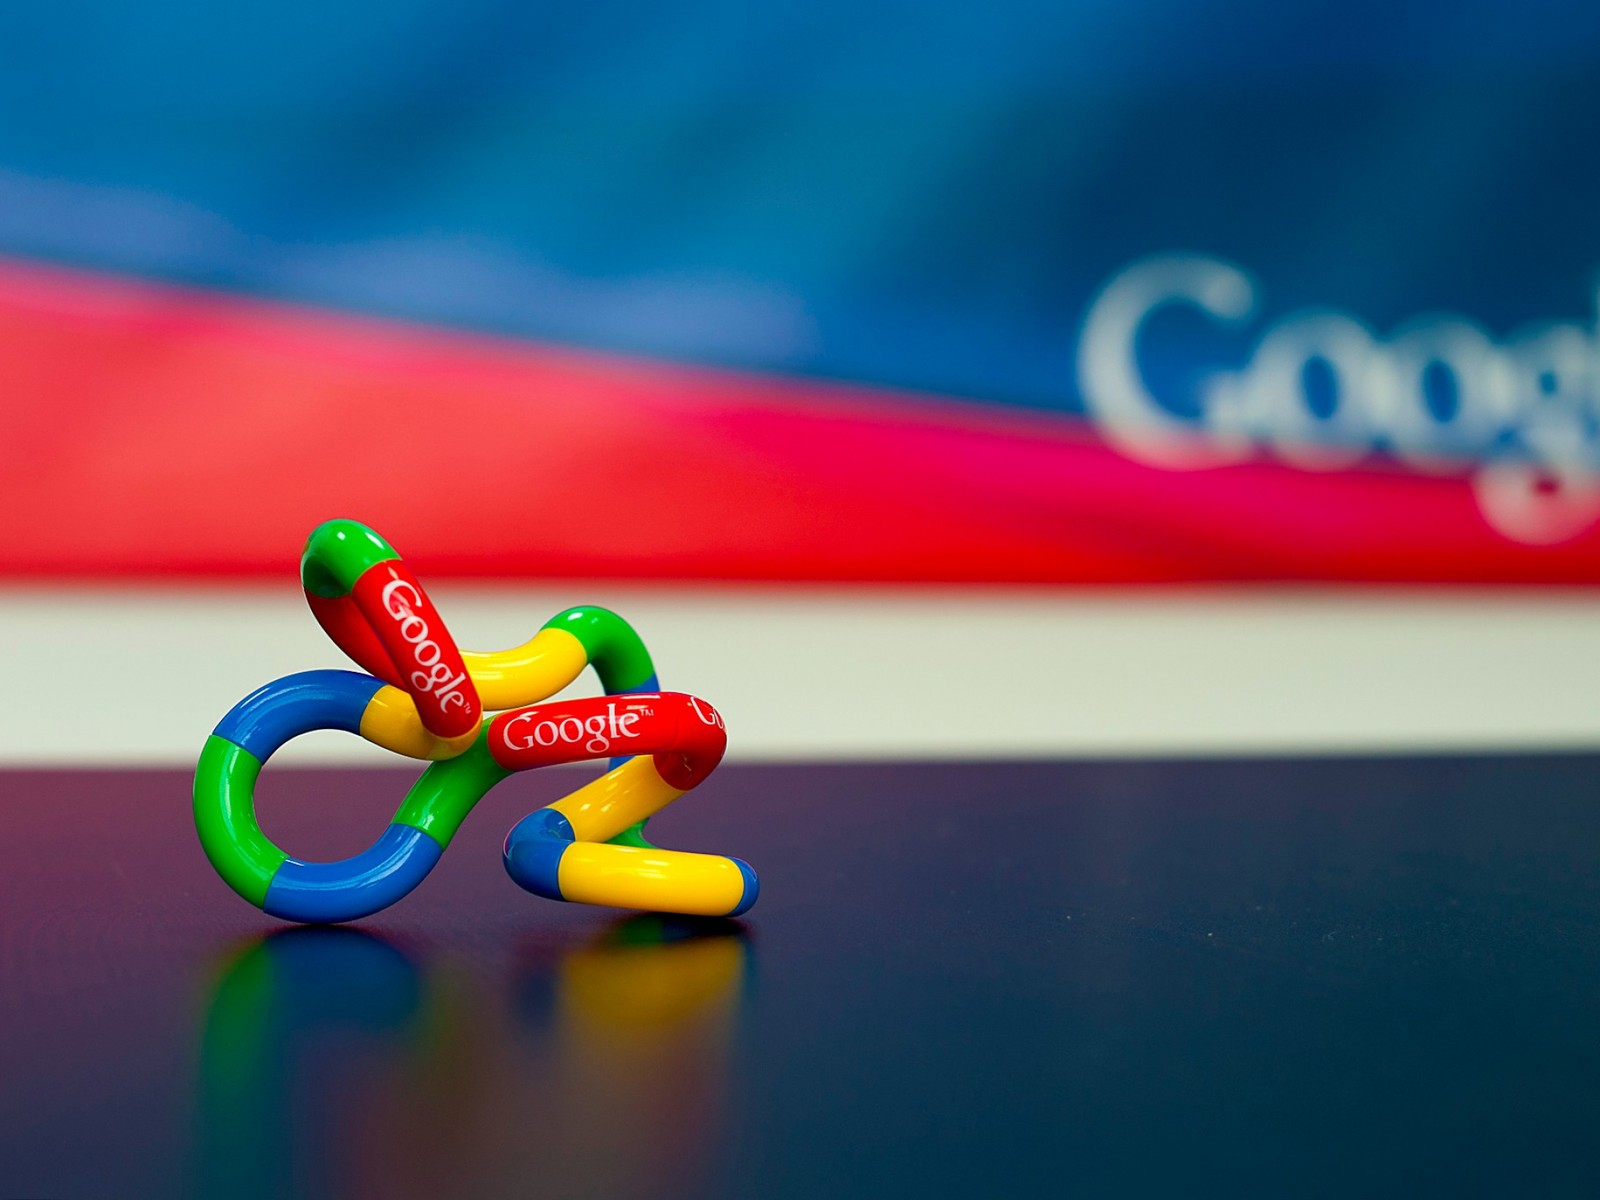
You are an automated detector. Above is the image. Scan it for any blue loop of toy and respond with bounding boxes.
[194,666,681,924]
[202,670,445,922]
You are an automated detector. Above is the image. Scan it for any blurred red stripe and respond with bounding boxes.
[2,256,1598,583]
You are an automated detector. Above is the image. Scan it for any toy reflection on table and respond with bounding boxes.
[195,916,751,1200]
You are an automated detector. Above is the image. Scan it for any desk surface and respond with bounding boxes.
[3,755,1598,1198]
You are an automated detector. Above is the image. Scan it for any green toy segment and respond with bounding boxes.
[193,736,286,908]
[394,728,514,848]
[542,607,656,693]
[300,519,400,598]
[201,521,700,916]
[538,608,659,847]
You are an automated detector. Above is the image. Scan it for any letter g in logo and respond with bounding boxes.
[380,578,424,619]
[1077,254,1258,470]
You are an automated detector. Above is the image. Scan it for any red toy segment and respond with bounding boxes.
[304,590,404,687]
[487,692,727,785]
[653,695,728,790]
[349,562,480,738]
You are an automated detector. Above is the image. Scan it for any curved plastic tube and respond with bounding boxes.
[194,674,754,923]
[300,520,480,740]
[493,693,757,918]
[300,518,665,845]
[300,519,658,750]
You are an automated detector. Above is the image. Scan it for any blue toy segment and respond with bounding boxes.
[502,808,575,901]
[213,669,384,762]
[729,857,760,917]
[263,823,442,923]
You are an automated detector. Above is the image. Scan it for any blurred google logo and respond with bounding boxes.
[1077,255,1600,544]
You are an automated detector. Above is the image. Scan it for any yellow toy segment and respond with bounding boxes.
[549,757,685,843]
[359,686,479,760]
[557,844,748,916]
[461,627,588,712]
[356,628,593,761]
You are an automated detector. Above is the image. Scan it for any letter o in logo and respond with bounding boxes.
[1239,311,1380,472]
[1376,318,1515,472]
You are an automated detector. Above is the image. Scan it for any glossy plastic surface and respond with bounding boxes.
[191,518,759,923]
[196,671,452,917]
[301,528,480,739]
[494,694,753,917]
[264,824,443,923]
[195,670,383,906]
[197,676,749,922]
[211,668,382,762]
[302,519,666,847]
[301,519,659,753]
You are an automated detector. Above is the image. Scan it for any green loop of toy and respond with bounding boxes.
[393,728,512,848]
[300,519,400,598]
[538,607,658,697]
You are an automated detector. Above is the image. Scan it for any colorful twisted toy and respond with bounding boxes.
[193,519,757,924]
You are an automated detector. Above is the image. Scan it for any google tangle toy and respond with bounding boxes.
[193,519,757,924]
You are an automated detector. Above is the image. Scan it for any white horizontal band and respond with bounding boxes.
[2,585,1598,764]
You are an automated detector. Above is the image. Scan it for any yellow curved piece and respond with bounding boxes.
[556,844,749,917]
[357,626,593,761]
[549,757,685,843]
[359,686,480,759]
[460,627,589,712]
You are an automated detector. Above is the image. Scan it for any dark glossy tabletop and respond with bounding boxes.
[3,755,1599,1199]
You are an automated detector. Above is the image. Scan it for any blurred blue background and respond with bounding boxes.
[3,0,1598,410]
